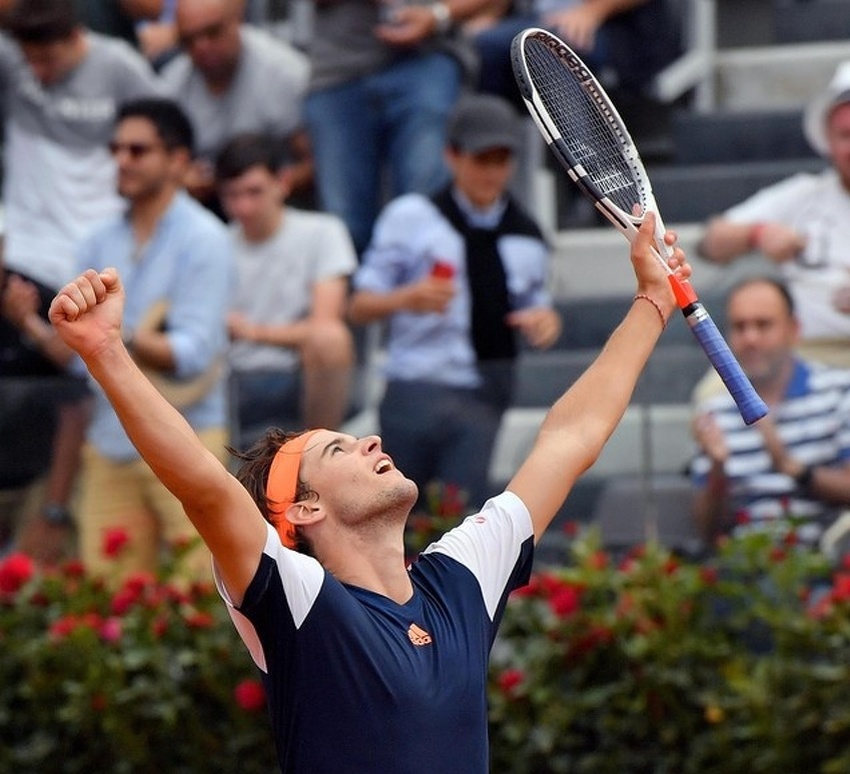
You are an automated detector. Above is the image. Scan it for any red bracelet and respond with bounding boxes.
[633,293,667,330]
[748,223,767,250]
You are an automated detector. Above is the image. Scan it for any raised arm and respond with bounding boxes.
[507,213,690,542]
[49,268,266,603]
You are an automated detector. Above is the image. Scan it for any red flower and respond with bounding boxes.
[496,668,524,697]
[699,566,719,586]
[49,614,80,640]
[548,585,582,618]
[562,521,579,538]
[111,587,141,616]
[0,553,35,595]
[587,551,608,571]
[151,615,169,638]
[769,547,787,563]
[102,527,130,559]
[186,611,215,629]
[99,617,123,643]
[832,573,850,603]
[234,679,266,712]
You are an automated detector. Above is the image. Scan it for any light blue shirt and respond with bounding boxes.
[354,190,552,387]
[77,191,235,461]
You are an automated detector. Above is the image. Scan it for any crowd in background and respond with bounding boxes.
[6,0,850,581]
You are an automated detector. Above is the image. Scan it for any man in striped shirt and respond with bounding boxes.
[691,276,850,549]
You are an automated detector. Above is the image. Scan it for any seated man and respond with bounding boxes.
[691,276,850,550]
[215,133,357,444]
[349,94,562,512]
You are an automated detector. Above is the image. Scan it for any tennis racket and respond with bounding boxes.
[511,27,767,425]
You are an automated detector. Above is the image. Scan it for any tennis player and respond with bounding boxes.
[48,213,689,773]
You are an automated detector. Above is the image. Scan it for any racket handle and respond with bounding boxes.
[683,304,768,425]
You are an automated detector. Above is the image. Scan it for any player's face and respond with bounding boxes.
[297,431,418,531]
[447,147,515,209]
[727,282,798,386]
[109,118,182,203]
[218,165,284,239]
[827,102,850,188]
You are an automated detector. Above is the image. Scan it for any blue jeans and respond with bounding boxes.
[304,51,461,254]
[379,378,507,511]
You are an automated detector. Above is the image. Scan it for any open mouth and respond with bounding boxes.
[374,458,393,475]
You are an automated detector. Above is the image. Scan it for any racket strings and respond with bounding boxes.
[523,38,646,214]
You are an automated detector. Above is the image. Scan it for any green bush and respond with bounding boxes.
[0,536,278,774]
[4,519,850,773]
[488,526,850,774]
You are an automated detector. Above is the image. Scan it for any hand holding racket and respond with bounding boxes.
[511,28,768,425]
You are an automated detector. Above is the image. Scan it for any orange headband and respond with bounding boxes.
[266,430,320,549]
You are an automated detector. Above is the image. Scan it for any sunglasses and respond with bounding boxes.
[108,141,162,160]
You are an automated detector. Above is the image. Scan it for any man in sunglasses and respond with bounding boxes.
[0,0,160,562]
[27,98,235,584]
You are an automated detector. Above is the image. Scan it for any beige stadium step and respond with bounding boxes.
[713,40,850,112]
[546,223,776,301]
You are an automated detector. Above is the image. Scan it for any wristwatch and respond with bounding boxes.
[42,503,74,527]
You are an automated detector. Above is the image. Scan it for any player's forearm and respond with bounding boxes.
[539,298,664,467]
[83,341,227,509]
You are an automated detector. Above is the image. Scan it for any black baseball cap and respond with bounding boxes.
[447,93,524,154]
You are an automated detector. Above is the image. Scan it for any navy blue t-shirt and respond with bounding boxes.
[217,491,534,773]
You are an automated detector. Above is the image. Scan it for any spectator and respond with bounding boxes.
[699,61,850,370]
[0,0,160,557]
[48,211,688,774]
[468,0,680,108]
[691,276,850,551]
[303,0,491,254]
[349,94,562,512]
[33,98,235,582]
[1,253,91,564]
[0,0,162,292]
[73,0,165,49]
[161,0,310,216]
[215,133,357,441]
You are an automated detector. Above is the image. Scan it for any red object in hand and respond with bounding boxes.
[430,260,455,279]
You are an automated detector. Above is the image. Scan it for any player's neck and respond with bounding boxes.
[319,528,413,604]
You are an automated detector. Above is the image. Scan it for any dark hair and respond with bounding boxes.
[214,133,284,182]
[4,0,78,43]
[117,98,195,155]
[728,275,796,317]
[229,428,318,555]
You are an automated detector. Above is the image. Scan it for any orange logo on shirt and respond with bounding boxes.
[407,623,433,646]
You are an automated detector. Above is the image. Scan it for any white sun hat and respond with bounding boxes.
[803,60,850,156]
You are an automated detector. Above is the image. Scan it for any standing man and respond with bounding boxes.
[691,277,850,549]
[215,133,357,442]
[304,0,492,254]
[47,212,689,773]
[161,0,310,215]
[34,98,234,581]
[0,0,162,292]
[349,94,562,511]
[0,0,161,557]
